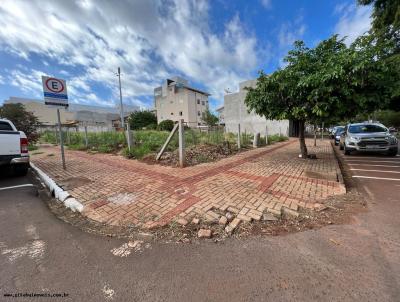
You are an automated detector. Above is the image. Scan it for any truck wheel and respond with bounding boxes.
[13,164,29,176]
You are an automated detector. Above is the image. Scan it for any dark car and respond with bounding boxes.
[333,126,345,145]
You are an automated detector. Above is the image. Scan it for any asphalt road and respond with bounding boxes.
[0,160,399,301]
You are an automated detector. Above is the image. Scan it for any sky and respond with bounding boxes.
[0,0,372,111]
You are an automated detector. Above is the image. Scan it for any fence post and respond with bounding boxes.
[84,125,88,148]
[126,125,133,151]
[178,119,185,168]
[253,132,260,148]
[237,124,241,150]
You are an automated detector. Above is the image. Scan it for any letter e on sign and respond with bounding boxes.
[42,76,68,107]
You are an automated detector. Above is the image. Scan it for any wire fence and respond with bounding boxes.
[39,125,289,159]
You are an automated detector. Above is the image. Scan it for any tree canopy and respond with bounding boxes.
[245,34,395,157]
[201,109,219,126]
[0,103,41,143]
[128,110,157,130]
[358,0,400,50]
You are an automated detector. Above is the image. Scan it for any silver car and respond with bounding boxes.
[340,122,398,156]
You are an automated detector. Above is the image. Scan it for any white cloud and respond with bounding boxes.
[278,13,306,49]
[0,0,262,108]
[260,0,272,9]
[9,69,45,97]
[334,3,372,45]
[276,15,306,67]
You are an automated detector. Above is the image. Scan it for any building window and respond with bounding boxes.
[179,111,183,116]
[197,99,200,104]
[198,111,201,116]
[202,101,205,106]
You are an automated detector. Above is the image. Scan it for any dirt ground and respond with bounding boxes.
[141,143,251,167]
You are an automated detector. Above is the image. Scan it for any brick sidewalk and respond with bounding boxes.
[31,139,345,232]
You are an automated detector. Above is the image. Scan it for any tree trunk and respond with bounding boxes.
[299,120,308,158]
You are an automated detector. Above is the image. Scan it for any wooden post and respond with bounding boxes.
[156,123,179,160]
[237,124,241,150]
[178,119,185,168]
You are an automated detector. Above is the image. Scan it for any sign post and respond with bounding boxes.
[42,76,68,170]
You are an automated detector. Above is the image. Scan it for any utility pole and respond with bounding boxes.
[117,67,125,131]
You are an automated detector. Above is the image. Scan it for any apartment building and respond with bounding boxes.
[154,77,210,127]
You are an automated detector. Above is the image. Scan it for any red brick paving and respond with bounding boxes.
[32,139,346,229]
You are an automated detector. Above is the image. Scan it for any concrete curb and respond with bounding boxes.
[330,142,347,193]
[30,163,84,212]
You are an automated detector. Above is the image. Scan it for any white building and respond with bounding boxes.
[223,80,291,136]
[154,77,210,127]
[4,97,138,132]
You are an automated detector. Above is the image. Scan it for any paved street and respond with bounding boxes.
[1,141,400,301]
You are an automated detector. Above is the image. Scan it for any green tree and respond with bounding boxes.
[358,0,400,111]
[157,119,175,131]
[0,103,41,142]
[358,0,400,50]
[245,35,390,157]
[201,109,219,126]
[128,110,157,130]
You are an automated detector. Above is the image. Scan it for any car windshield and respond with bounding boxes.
[335,127,344,134]
[335,129,344,135]
[348,124,387,133]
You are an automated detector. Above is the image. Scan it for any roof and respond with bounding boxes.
[167,82,210,96]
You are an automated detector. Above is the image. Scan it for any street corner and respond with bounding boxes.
[29,138,359,244]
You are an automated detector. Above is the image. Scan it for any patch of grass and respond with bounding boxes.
[40,128,272,160]
[268,134,288,144]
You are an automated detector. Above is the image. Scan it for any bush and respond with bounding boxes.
[128,110,157,130]
[157,120,175,131]
[145,123,157,130]
[0,103,41,143]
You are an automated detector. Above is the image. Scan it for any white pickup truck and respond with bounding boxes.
[0,118,30,176]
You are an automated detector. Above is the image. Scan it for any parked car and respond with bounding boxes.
[333,126,345,145]
[330,126,344,139]
[340,122,398,156]
[0,118,30,176]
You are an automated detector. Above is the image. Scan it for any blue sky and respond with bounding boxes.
[0,0,371,111]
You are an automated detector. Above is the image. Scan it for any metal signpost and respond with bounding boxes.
[42,76,68,170]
